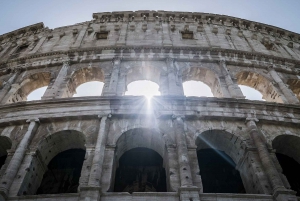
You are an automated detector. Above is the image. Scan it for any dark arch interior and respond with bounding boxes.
[197,149,245,193]
[114,147,167,193]
[276,153,300,196]
[36,149,85,195]
[0,155,7,169]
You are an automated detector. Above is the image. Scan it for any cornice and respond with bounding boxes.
[0,22,44,39]
[92,10,300,40]
[0,46,299,74]
[0,96,300,127]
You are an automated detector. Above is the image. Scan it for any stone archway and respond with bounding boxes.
[5,72,51,104]
[286,79,300,101]
[195,130,246,193]
[272,135,300,195]
[182,67,222,97]
[18,130,86,195]
[0,136,12,172]
[69,67,105,97]
[111,128,167,193]
[236,71,284,103]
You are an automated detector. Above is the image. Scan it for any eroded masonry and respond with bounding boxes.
[0,10,300,201]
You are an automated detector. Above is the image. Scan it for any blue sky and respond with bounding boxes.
[1,1,296,101]
[1,0,300,35]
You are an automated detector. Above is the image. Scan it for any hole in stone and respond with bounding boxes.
[113,148,167,193]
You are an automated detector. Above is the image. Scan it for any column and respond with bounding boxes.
[102,58,121,96]
[88,115,109,186]
[173,115,193,187]
[162,23,172,46]
[167,58,184,96]
[0,70,20,103]
[42,59,71,99]
[268,67,299,104]
[245,118,297,201]
[0,119,39,199]
[116,22,127,46]
[220,60,245,99]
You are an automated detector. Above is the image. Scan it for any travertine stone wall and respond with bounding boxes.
[0,10,300,201]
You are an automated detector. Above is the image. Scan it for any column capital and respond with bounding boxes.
[26,118,40,123]
[98,114,112,119]
[112,57,122,65]
[245,117,259,124]
[63,57,71,66]
[172,114,185,121]
[166,57,175,64]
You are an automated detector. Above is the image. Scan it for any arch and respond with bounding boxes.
[125,65,161,87]
[195,130,246,164]
[182,67,222,97]
[73,81,104,97]
[272,135,300,195]
[6,72,51,103]
[125,80,161,97]
[111,128,168,193]
[286,79,300,101]
[236,71,284,103]
[19,130,86,195]
[69,67,105,97]
[195,130,246,193]
[115,128,165,161]
[183,80,213,97]
[239,85,265,101]
[0,136,12,170]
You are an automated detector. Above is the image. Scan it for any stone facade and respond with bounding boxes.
[0,10,300,201]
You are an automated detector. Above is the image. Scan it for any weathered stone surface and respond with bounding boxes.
[0,10,300,201]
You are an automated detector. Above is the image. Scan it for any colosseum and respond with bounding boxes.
[0,10,300,201]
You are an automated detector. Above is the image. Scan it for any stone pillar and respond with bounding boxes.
[167,58,184,96]
[42,59,71,100]
[173,115,193,187]
[162,23,172,46]
[102,58,121,96]
[116,22,127,46]
[268,67,299,104]
[0,70,20,103]
[219,60,245,99]
[187,147,203,191]
[88,115,109,186]
[166,146,180,191]
[245,118,297,201]
[0,118,39,199]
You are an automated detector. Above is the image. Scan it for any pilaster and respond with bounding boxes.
[0,118,39,199]
[102,58,121,96]
[0,70,20,104]
[166,58,184,96]
[42,59,71,99]
[268,66,299,104]
[219,60,245,99]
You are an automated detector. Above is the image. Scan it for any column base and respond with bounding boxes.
[178,186,201,201]
[79,186,101,201]
[273,189,297,201]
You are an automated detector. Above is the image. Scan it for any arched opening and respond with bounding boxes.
[236,71,284,103]
[272,135,300,195]
[125,80,161,99]
[182,67,222,97]
[0,136,12,170]
[239,85,265,101]
[183,80,213,97]
[68,67,104,97]
[287,79,300,101]
[19,130,86,195]
[36,149,85,194]
[196,130,246,193]
[111,128,167,193]
[73,81,104,97]
[6,72,51,103]
[114,147,167,193]
[27,86,47,101]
